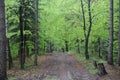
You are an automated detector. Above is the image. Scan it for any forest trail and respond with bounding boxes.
[12,52,96,80]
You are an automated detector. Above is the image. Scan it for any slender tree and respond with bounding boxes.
[108,0,114,65]
[7,38,13,69]
[19,0,25,69]
[0,0,7,79]
[34,0,39,66]
[76,39,80,53]
[80,0,92,59]
[117,0,120,66]
[98,37,101,58]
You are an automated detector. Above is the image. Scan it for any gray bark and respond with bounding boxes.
[0,0,7,79]
[117,0,120,66]
[34,0,39,66]
[108,0,114,65]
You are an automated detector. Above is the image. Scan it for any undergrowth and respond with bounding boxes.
[75,53,106,75]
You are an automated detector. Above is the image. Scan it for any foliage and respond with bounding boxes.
[5,0,120,66]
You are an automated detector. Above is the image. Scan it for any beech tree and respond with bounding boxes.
[0,0,7,79]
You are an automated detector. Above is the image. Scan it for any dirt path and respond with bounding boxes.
[11,53,96,80]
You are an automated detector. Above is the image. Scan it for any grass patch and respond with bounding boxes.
[75,53,86,61]
[75,53,106,75]
[85,61,98,74]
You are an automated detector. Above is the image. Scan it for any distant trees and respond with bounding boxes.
[107,0,114,65]
[5,0,120,68]
[0,0,7,79]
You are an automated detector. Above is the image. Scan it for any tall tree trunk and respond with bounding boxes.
[76,39,80,53]
[117,0,120,66]
[23,18,28,63]
[49,42,54,53]
[80,0,88,59]
[80,0,92,59]
[7,39,13,69]
[26,47,30,57]
[0,0,7,79]
[34,0,39,66]
[108,0,114,65]
[98,37,101,58]
[19,2,25,69]
[85,37,89,59]
[65,40,69,52]
[85,0,92,59]
[80,0,86,37]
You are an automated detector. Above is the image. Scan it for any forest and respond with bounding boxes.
[0,0,120,80]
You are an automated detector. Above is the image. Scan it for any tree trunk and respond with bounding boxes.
[23,19,27,63]
[76,39,80,53]
[26,47,30,57]
[85,37,89,59]
[19,2,25,69]
[98,37,101,58]
[7,39,13,69]
[0,0,7,79]
[97,63,107,76]
[65,40,69,52]
[80,0,87,58]
[80,0,92,59]
[80,0,86,37]
[34,0,39,66]
[117,0,120,66]
[93,61,97,68]
[108,0,114,65]
[23,35,26,64]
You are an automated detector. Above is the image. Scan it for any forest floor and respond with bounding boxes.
[7,52,120,80]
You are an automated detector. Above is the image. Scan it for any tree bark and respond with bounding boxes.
[80,0,89,59]
[0,0,7,79]
[65,40,69,52]
[7,39,13,69]
[80,0,86,38]
[76,39,80,53]
[85,37,89,59]
[34,0,39,66]
[98,37,101,58]
[19,1,25,69]
[93,61,97,68]
[117,0,120,66]
[108,0,114,65]
[97,63,107,76]
[80,0,92,59]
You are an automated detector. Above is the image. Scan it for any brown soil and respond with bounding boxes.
[96,63,120,80]
[8,52,120,80]
[8,52,96,80]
